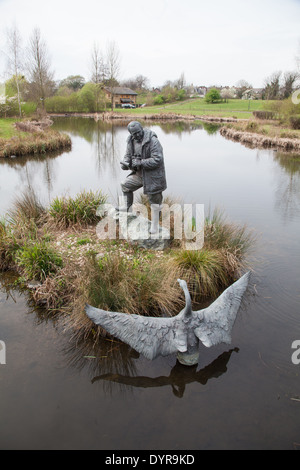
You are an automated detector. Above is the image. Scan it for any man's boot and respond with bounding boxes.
[149,204,162,234]
[115,192,133,212]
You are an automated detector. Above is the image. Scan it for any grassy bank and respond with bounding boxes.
[0,190,254,341]
[0,117,72,158]
[0,118,23,139]
[219,119,300,151]
[113,98,267,120]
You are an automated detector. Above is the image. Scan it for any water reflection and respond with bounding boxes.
[0,270,238,400]
[273,151,300,221]
[91,348,239,398]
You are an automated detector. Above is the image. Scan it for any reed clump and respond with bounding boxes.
[48,190,107,228]
[0,130,71,158]
[170,209,254,300]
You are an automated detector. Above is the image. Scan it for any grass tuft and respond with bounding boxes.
[48,190,107,228]
[16,240,63,282]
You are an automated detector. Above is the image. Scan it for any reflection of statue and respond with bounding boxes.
[85,272,250,366]
[91,349,239,398]
[117,121,167,233]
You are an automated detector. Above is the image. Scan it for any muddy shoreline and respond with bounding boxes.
[48,111,243,123]
[220,126,300,151]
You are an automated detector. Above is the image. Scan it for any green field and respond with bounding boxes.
[117,98,269,119]
[0,118,18,138]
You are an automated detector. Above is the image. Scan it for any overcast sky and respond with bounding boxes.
[0,0,299,88]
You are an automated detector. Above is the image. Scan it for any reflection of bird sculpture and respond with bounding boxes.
[85,272,250,365]
[91,348,239,398]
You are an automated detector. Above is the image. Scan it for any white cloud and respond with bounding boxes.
[0,0,299,87]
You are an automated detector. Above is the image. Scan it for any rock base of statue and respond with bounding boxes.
[177,350,200,366]
[115,210,171,251]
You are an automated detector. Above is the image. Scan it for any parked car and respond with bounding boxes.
[122,104,135,108]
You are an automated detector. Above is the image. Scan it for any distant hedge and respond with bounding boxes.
[252,110,276,120]
[289,115,300,130]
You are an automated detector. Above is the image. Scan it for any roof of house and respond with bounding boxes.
[105,87,137,95]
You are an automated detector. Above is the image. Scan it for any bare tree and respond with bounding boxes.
[106,40,121,110]
[90,42,108,84]
[282,71,299,98]
[121,74,149,91]
[5,23,23,117]
[235,79,252,98]
[174,72,186,90]
[263,71,282,100]
[26,27,54,110]
[90,42,108,111]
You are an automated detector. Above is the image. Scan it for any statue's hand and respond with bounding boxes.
[120,161,129,170]
[132,158,142,169]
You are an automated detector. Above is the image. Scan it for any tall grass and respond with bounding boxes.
[69,251,184,340]
[48,190,107,227]
[0,219,20,270]
[16,240,63,282]
[172,249,228,299]
[0,130,71,158]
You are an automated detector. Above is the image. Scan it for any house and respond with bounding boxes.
[196,86,207,97]
[242,88,263,100]
[105,87,137,108]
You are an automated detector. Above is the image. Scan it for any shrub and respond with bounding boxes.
[0,219,20,270]
[252,110,275,120]
[48,190,107,227]
[153,94,166,105]
[289,115,300,130]
[172,248,228,299]
[245,120,259,132]
[8,190,46,227]
[16,241,63,281]
[205,88,221,103]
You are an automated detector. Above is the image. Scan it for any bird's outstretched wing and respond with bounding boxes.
[85,305,187,360]
[193,271,251,347]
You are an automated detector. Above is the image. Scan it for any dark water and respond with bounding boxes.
[0,117,300,450]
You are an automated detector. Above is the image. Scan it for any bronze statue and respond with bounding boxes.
[117,121,167,233]
[85,272,250,366]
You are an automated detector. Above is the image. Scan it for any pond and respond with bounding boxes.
[0,117,300,450]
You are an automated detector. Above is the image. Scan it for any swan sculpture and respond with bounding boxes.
[85,271,250,365]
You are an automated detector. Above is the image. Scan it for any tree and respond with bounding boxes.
[174,72,186,90]
[90,42,108,111]
[263,71,281,100]
[5,24,24,117]
[205,88,221,103]
[282,71,299,98]
[106,40,121,110]
[235,79,252,99]
[5,75,28,99]
[121,74,150,91]
[26,27,54,110]
[59,75,85,92]
[220,87,236,102]
[90,42,108,85]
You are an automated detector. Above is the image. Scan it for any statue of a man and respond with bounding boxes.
[117,121,167,233]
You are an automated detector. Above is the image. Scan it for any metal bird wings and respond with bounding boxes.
[85,271,250,364]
